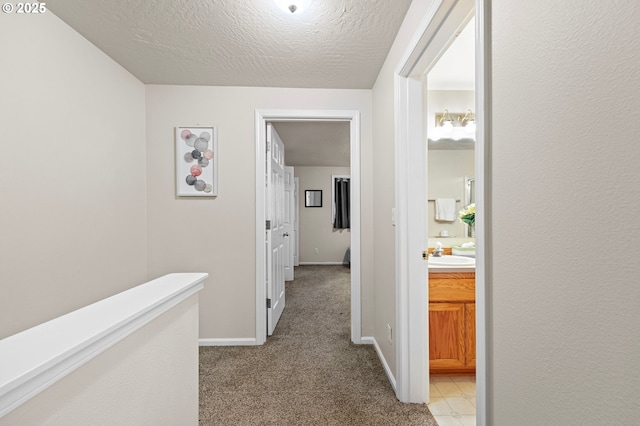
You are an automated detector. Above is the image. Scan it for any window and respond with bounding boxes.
[332,175,350,229]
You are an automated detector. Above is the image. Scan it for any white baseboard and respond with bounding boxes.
[298,262,347,265]
[360,336,374,345]
[199,338,258,346]
[371,337,397,391]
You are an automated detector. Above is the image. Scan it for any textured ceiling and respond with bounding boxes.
[47,0,413,89]
[272,121,350,167]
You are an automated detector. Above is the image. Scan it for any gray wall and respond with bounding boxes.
[370,0,438,379]
[489,1,640,423]
[0,12,147,339]
[296,167,351,264]
[144,86,375,339]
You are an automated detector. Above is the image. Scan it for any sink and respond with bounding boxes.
[428,255,475,266]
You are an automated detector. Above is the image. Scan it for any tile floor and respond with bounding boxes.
[428,375,476,426]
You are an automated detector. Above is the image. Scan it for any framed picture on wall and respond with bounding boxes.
[175,127,218,197]
[305,190,322,207]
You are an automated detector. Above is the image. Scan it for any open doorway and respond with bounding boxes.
[254,110,362,345]
[273,121,351,268]
[425,16,477,425]
[264,120,352,336]
[393,2,489,425]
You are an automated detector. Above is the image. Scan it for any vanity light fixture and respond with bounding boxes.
[273,0,312,14]
[439,109,454,133]
[433,109,476,142]
[459,109,476,133]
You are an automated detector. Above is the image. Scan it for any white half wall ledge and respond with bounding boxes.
[0,272,207,418]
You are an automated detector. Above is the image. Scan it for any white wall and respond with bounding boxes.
[490,1,640,424]
[370,0,438,378]
[295,167,351,263]
[0,12,147,339]
[145,86,374,339]
[0,295,199,426]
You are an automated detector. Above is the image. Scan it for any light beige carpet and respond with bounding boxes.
[199,265,437,425]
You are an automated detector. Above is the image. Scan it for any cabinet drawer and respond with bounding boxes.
[429,273,475,302]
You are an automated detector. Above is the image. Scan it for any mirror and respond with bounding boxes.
[426,15,475,244]
[305,190,322,207]
[426,93,475,241]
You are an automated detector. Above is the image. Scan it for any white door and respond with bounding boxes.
[266,123,286,335]
[294,177,300,267]
[284,166,295,281]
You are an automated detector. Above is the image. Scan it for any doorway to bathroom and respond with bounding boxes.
[425,14,478,425]
[393,1,489,424]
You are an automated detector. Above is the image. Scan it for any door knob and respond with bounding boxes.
[283,233,289,237]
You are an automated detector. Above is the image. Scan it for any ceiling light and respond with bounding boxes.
[273,0,312,14]
[439,109,454,133]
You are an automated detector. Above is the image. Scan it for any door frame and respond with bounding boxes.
[255,109,362,345]
[394,0,490,423]
[294,176,300,267]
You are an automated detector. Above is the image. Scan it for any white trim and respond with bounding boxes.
[474,1,491,424]
[360,336,375,345]
[255,109,362,346]
[294,176,300,267]
[371,337,397,391]
[298,262,346,266]
[394,74,429,404]
[199,338,258,346]
[0,273,207,418]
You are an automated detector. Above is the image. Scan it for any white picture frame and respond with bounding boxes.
[175,126,218,197]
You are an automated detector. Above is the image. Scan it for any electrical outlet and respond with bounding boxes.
[387,324,392,344]
[314,248,319,254]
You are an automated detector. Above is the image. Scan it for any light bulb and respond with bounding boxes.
[465,121,476,133]
[442,121,453,133]
[273,0,311,14]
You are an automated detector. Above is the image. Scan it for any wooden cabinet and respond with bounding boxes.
[429,272,475,374]
[429,302,466,369]
[464,302,476,367]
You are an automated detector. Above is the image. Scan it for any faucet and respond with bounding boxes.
[432,242,444,257]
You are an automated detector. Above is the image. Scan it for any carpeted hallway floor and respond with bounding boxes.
[199,265,437,425]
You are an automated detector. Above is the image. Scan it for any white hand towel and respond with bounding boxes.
[435,198,457,222]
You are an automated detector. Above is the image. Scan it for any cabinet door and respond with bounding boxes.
[465,303,476,367]
[429,303,465,370]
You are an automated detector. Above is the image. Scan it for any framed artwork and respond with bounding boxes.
[176,127,218,196]
[305,190,322,207]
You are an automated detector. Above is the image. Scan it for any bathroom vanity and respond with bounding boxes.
[429,268,476,375]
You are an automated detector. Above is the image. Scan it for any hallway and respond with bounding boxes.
[199,265,437,425]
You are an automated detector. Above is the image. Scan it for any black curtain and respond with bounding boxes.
[333,178,350,229]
